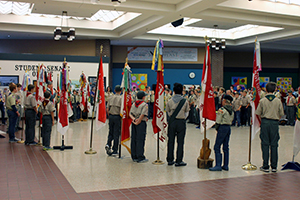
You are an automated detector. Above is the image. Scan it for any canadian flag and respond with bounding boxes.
[199,44,216,133]
[95,56,106,130]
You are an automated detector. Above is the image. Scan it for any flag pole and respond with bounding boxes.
[242,38,257,171]
[36,64,43,146]
[85,45,103,155]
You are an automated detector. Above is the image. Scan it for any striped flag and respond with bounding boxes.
[251,39,262,139]
[21,71,31,92]
[57,61,69,135]
[151,39,168,149]
[120,64,132,153]
[95,56,106,130]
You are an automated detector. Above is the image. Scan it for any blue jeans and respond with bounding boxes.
[7,110,17,140]
[232,110,241,126]
[214,125,231,167]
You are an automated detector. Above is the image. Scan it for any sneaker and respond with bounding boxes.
[175,162,187,167]
[0,134,5,138]
[9,138,19,143]
[132,159,138,162]
[105,145,112,156]
[17,127,23,130]
[43,147,53,151]
[271,168,277,173]
[29,142,38,145]
[137,159,149,163]
[196,126,200,129]
[260,166,269,172]
[168,161,175,166]
[111,152,118,156]
[222,166,229,171]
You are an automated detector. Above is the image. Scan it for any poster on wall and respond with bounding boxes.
[0,75,19,88]
[71,79,81,90]
[277,77,292,93]
[231,77,247,90]
[131,74,147,91]
[259,77,270,88]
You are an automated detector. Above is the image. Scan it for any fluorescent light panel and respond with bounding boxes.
[0,1,33,15]
[90,10,125,22]
[268,0,300,6]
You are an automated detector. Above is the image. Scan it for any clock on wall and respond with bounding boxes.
[189,72,196,79]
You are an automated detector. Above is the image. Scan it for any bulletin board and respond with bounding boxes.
[231,77,247,90]
[259,77,270,88]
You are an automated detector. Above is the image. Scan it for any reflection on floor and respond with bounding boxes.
[45,120,297,193]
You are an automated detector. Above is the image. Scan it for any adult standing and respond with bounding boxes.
[15,83,23,130]
[24,84,38,145]
[256,82,284,172]
[240,90,250,126]
[0,88,6,125]
[166,83,189,167]
[6,83,20,142]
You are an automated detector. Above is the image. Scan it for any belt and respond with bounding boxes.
[262,118,279,122]
[26,108,34,110]
[287,105,294,107]
[110,114,120,116]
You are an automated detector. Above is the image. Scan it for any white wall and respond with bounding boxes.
[0,60,109,88]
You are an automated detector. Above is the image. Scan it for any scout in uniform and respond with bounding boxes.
[209,95,234,171]
[47,82,56,102]
[24,84,38,145]
[166,83,190,167]
[0,88,6,125]
[129,91,148,163]
[255,82,284,172]
[286,90,296,126]
[6,83,21,142]
[231,92,242,127]
[15,83,23,131]
[148,90,155,119]
[105,85,122,156]
[240,90,250,126]
[40,91,55,150]
[218,87,225,109]
[71,90,79,122]
[188,90,196,124]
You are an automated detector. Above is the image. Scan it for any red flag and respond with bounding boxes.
[120,90,132,153]
[199,45,216,133]
[57,63,69,135]
[95,57,106,130]
[251,40,261,139]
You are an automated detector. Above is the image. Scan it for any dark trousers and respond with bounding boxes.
[260,118,280,169]
[107,115,121,153]
[286,106,295,125]
[214,125,231,167]
[149,102,154,119]
[77,106,81,119]
[25,109,36,144]
[7,110,17,140]
[15,105,22,131]
[131,121,147,161]
[241,106,248,126]
[0,102,5,124]
[72,103,77,120]
[167,119,186,163]
[42,115,52,147]
[188,105,195,123]
[232,111,241,126]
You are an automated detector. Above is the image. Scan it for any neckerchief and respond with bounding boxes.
[43,99,49,108]
[265,94,275,102]
[135,100,144,107]
[26,92,32,97]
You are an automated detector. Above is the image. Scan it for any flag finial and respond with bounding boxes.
[64,57,66,62]
[100,45,103,54]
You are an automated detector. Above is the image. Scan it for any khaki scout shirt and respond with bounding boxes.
[286,95,296,106]
[71,94,80,104]
[24,93,37,109]
[108,94,122,115]
[150,94,155,103]
[232,96,242,112]
[260,90,266,99]
[241,95,250,106]
[144,93,150,103]
[188,94,196,105]
[130,101,148,121]
[166,95,190,119]
[15,90,23,106]
[105,92,113,102]
[6,93,16,110]
[216,106,234,125]
[41,101,55,115]
[255,94,284,120]
[165,93,172,103]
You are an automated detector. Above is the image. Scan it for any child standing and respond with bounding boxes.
[256,82,284,172]
[209,95,234,171]
[129,91,148,163]
[231,92,242,127]
[41,91,55,150]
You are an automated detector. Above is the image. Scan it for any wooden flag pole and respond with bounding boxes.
[85,45,103,155]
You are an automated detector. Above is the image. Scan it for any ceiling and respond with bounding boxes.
[0,0,300,52]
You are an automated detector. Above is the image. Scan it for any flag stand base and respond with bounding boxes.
[53,136,73,151]
[242,162,257,170]
[282,162,300,171]
[197,157,214,169]
[152,160,164,165]
[85,148,97,154]
[17,140,25,144]
[78,118,84,122]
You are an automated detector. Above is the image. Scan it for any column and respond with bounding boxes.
[211,49,224,87]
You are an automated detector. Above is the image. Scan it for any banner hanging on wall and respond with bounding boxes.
[277,77,292,93]
[131,74,147,91]
[259,77,270,88]
[231,77,247,90]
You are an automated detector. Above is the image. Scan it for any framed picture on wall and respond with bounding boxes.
[0,75,19,88]
[88,76,106,90]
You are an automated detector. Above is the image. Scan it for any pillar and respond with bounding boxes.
[211,49,224,87]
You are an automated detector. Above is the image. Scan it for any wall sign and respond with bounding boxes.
[127,47,198,62]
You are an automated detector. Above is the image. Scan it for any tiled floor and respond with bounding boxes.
[1,122,300,200]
